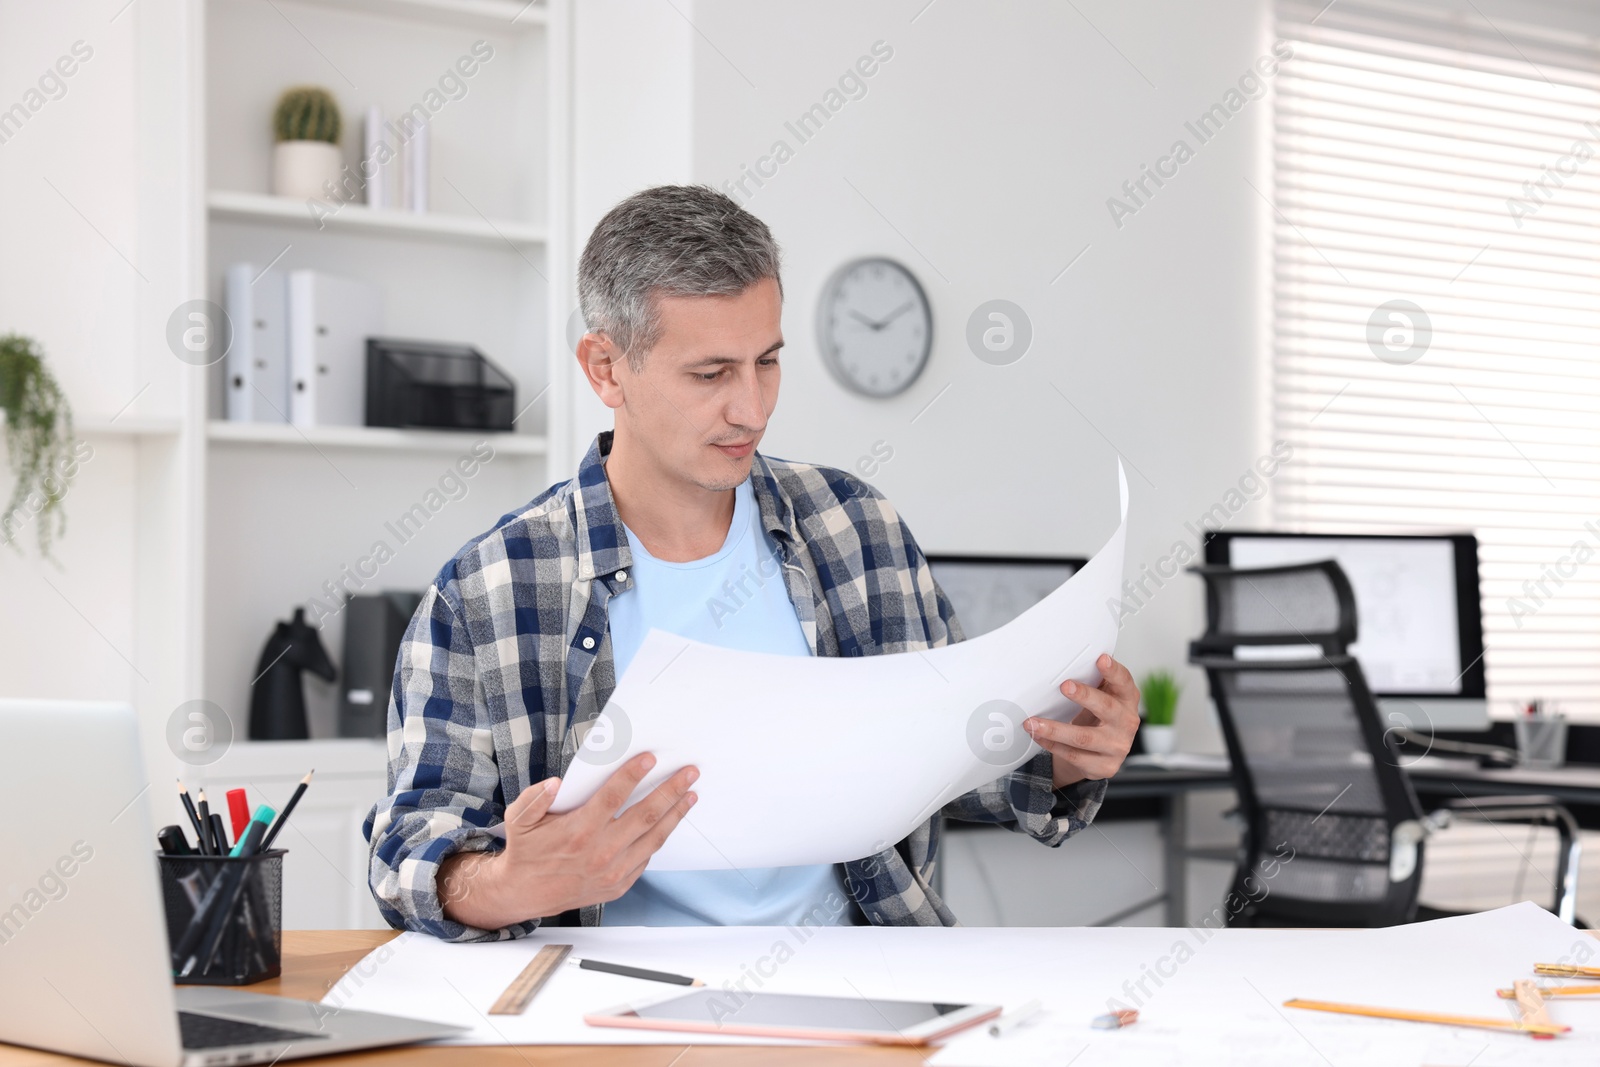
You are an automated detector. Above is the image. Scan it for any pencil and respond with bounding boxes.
[1500,984,1600,998]
[177,779,206,849]
[261,770,313,849]
[568,957,704,987]
[1535,963,1600,980]
[1284,998,1568,1037]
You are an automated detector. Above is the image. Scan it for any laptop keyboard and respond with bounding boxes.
[178,1011,329,1049]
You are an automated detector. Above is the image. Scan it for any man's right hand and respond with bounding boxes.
[438,753,698,930]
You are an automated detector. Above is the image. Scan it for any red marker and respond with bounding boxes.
[226,788,250,841]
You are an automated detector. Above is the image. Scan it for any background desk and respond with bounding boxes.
[1409,760,1600,826]
[0,931,928,1067]
[1095,754,1600,927]
[1096,761,1236,927]
[1107,754,1600,818]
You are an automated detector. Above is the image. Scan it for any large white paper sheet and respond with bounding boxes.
[323,903,1600,1063]
[547,463,1130,870]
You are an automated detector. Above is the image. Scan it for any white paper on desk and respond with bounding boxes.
[325,904,1600,1055]
[928,1012,1437,1067]
[547,462,1129,870]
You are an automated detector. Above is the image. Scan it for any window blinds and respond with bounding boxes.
[1271,0,1600,721]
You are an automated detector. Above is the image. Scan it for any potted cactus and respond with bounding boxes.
[272,86,343,200]
[1138,669,1181,756]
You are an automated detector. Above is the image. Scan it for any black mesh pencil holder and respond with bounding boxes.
[159,850,285,985]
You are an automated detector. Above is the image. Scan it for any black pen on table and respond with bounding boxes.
[568,957,704,987]
[195,789,215,855]
[209,812,229,854]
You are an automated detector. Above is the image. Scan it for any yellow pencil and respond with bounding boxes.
[1284,998,1569,1037]
[1535,963,1600,980]
[1500,984,1600,998]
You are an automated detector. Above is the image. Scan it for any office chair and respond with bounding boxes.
[1187,560,1581,928]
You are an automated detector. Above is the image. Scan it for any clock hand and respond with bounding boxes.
[874,301,914,328]
[848,310,880,330]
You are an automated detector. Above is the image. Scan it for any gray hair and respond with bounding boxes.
[577,184,783,371]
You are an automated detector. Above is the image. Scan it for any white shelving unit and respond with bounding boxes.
[206,419,549,455]
[299,0,549,29]
[76,419,186,438]
[90,0,575,929]
[5,0,702,932]
[207,189,549,247]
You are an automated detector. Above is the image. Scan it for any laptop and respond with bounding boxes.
[0,700,465,1066]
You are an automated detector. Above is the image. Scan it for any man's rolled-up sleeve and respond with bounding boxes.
[943,754,1108,846]
[363,583,536,943]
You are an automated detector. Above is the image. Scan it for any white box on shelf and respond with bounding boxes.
[224,263,290,423]
[362,104,391,209]
[401,118,429,213]
[287,271,383,428]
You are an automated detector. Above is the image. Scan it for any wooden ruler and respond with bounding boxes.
[489,944,573,1015]
[1510,979,1556,1034]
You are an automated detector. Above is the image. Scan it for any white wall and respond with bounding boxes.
[664,0,1276,925]
[0,0,207,828]
[564,0,696,456]
[684,0,1277,752]
[0,2,151,700]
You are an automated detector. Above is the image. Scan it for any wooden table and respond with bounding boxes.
[0,931,931,1066]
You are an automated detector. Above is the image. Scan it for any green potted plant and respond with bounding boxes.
[272,86,343,200]
[1138,669,1181,756]
[0,333,78,559]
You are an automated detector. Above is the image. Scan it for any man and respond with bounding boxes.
[365,184,1140,940]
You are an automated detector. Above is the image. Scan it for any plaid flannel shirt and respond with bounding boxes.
[365,431,1107,941]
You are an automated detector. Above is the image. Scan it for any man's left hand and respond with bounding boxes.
[1024,654,1141,790]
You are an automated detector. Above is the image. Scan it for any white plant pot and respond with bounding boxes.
[272,141,343,200]
[1140,723,1177,756]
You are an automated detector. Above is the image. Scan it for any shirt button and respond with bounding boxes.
[582,636,595,650]
[615,570,627,582]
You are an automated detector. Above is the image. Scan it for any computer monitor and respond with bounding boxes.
[1204,531,1488,730]
[925,554,1087,638]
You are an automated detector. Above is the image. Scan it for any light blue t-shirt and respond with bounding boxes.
[600,475,854,927]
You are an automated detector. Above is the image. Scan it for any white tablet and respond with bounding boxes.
[585,989,999,1045]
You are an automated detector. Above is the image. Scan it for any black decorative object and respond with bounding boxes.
[365,337,515,431]
[339,591,422,738]
[248,608,337,740]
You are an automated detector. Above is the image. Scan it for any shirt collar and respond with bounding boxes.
[573,431,802,582]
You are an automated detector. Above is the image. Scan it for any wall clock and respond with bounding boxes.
[816,256,932,398]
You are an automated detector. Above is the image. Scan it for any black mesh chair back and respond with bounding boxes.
[1188,561,1427,927]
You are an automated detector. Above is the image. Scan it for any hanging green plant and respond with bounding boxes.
[0,333,78,558]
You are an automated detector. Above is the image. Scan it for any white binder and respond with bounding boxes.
[224,263,289,422]
[287,271,383,428]
[363,104,390,209]
[400,118,429,212]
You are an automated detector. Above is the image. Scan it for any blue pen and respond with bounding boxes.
[228,804,278,857]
